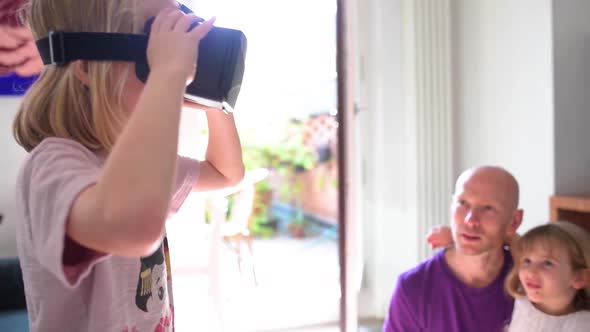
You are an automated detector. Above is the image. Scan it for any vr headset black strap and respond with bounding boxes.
[36,31,148,65]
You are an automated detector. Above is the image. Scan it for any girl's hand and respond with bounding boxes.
[147,9,215,83]
[426,225,453,249]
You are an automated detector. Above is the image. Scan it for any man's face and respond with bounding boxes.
[450,172,518,255]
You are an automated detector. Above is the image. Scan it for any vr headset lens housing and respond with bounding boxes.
[36,3,247,112]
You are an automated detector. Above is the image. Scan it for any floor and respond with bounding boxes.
[263,319,383,332]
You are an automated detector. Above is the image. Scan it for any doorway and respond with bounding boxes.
[166,0,350,331]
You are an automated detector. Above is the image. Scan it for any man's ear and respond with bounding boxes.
[507,209,524,235]
[72,60,90,86]
[572,268,589,290]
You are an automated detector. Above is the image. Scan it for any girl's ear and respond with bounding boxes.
[73,60,90,86]
[572,268,589,290]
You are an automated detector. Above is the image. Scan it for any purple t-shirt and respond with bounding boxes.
[15,137,200,332]
[383,248,514,332]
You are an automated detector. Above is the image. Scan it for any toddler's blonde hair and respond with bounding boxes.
[13,0,143,152]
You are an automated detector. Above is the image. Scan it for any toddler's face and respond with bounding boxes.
[518,243,580,315]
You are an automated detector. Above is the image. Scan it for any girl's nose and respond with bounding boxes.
[523,263,541,276]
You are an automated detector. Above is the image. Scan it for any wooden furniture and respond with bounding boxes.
[549,193,590,233]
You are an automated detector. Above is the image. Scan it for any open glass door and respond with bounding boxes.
[165,0,360,331]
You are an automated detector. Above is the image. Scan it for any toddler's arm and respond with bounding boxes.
[426,226,453,249]
[190,109,245,192]
[67,11,215,257]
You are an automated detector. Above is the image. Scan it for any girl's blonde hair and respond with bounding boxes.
[13,0,142,152]
[505,221,590,311]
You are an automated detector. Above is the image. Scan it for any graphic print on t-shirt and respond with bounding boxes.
[135,242,166,312]
[163,237,172,282]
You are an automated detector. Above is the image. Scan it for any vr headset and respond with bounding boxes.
[35,3,246,113]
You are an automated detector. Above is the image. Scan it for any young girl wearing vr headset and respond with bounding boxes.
[12,0,244,331]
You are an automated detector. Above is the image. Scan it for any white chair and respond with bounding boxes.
[207,168,269,287]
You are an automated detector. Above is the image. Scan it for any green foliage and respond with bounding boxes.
[239,120,318,236]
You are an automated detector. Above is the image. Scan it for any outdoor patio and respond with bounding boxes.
[166,197,340,332]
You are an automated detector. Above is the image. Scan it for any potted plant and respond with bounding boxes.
[241,144,277,237]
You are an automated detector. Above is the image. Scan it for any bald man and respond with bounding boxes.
[383,166,523,332]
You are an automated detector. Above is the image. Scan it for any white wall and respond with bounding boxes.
[452,0,554,232]
[355,0,421,318]
[553,0,590,194]
[0,97,27,257]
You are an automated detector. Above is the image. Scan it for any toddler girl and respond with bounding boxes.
[504,222,590,331]
[12,1,243,331]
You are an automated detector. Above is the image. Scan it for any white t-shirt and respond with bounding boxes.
[507,297,590,332]
[15,137,200,332]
